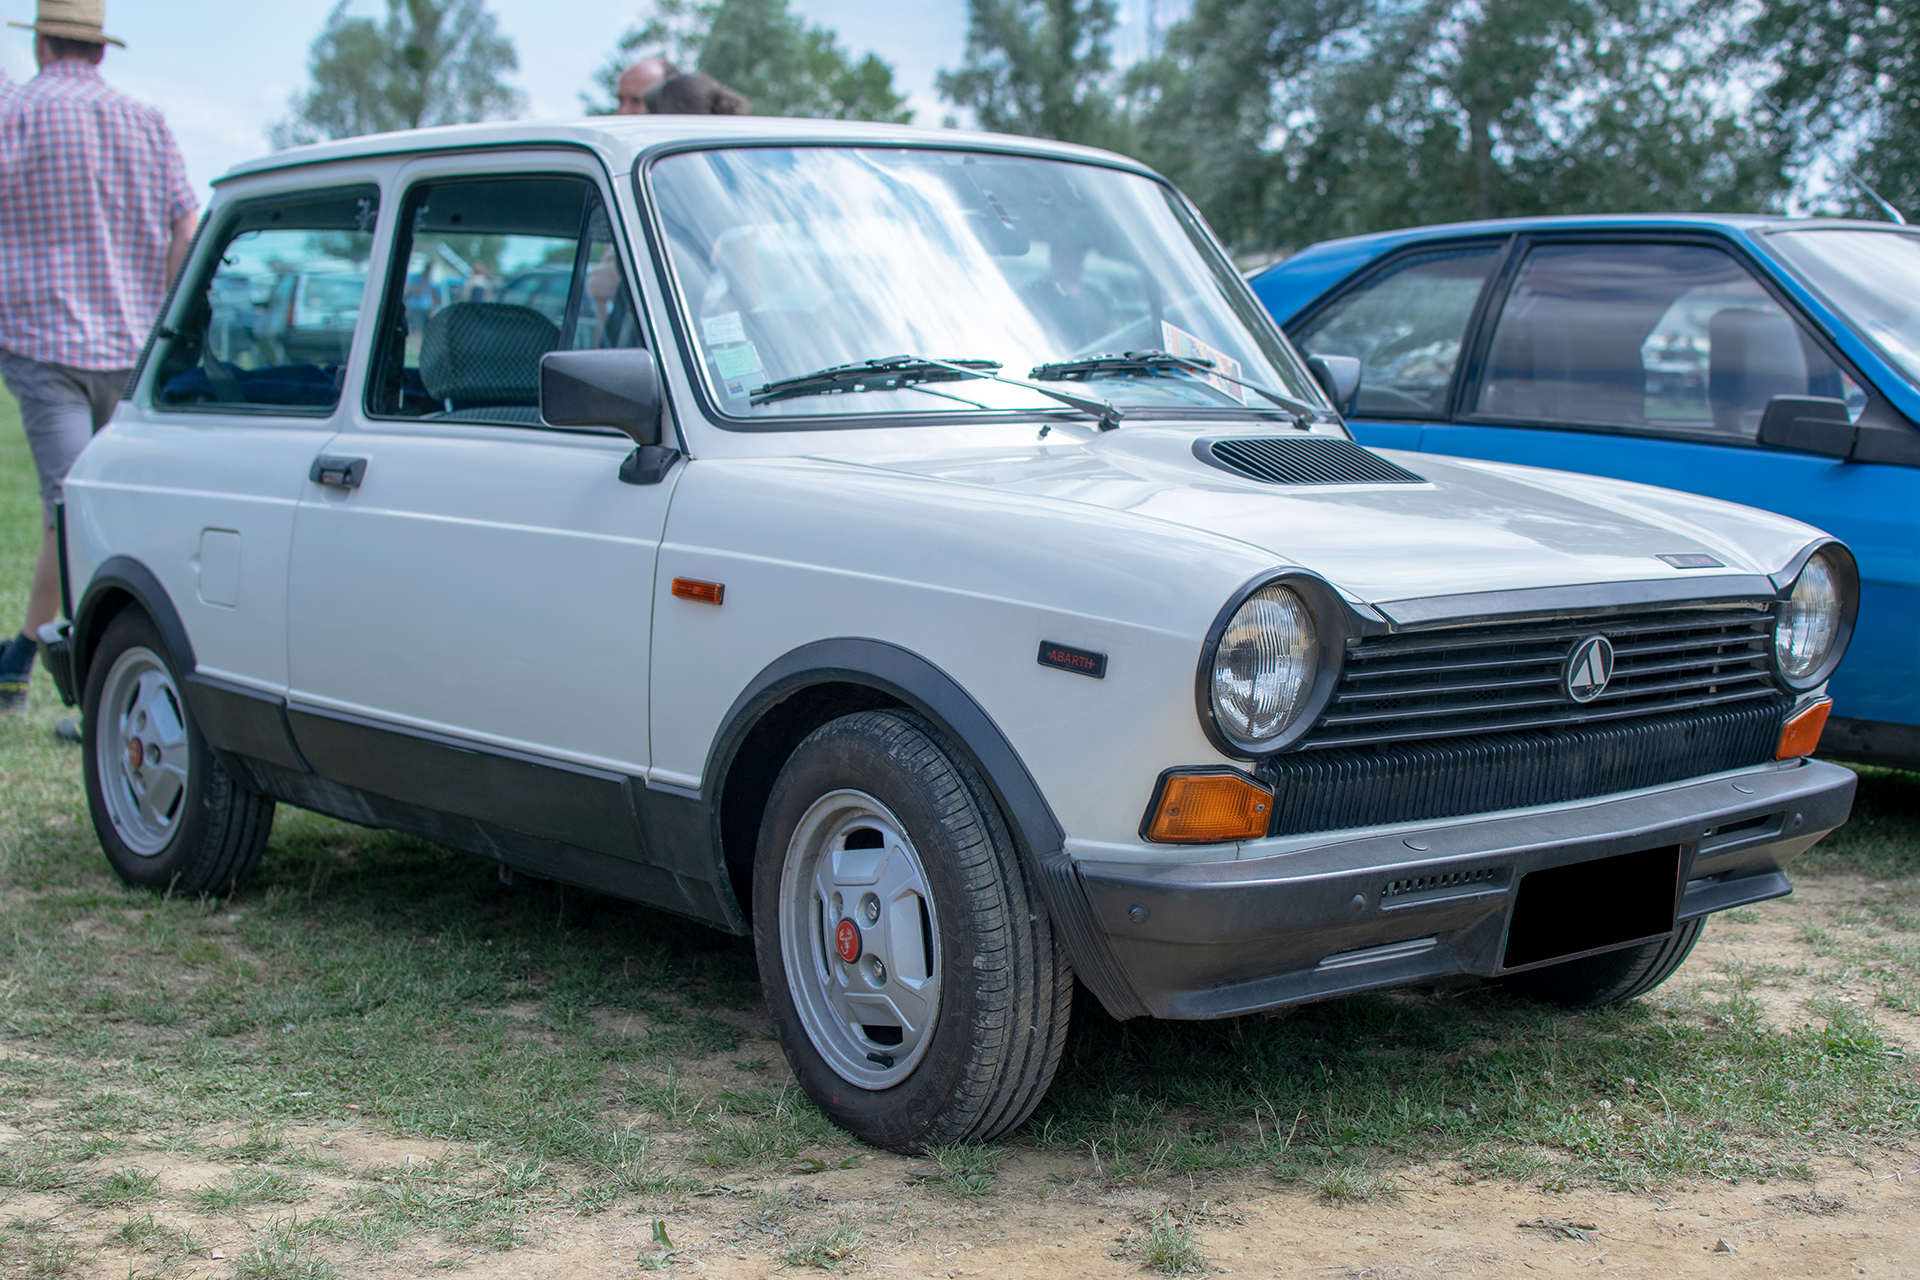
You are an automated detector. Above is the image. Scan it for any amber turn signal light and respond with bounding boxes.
[1776,697,1832,760]
[671,577,724,605]
[1145,771,1274,843]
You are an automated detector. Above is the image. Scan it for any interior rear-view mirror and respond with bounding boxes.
[540,348,662,448]
[1757,395,1856,461]
[1307,354,1362,415]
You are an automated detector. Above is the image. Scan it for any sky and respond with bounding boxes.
[0,1,1187,202]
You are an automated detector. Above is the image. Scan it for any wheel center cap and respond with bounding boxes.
[834,918,862,964]
[127,739,144,770]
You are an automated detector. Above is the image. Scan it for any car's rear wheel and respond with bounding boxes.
[1498,917,1706,1009]
[753,709,1071,1152]
[82,608,274,896]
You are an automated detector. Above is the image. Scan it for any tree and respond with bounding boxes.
[937,0,1130,149]
[586,0,912,122]
[271,0,524,148]
[1127,0,1787,254]
[1749,0,1920,218]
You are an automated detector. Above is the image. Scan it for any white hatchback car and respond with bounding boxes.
[40,117,1858,1152]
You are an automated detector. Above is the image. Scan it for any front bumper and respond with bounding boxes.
[1075,758,1855,1019]
[36,621,76,707]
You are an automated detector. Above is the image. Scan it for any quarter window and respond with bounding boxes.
[153,185,378,413]
[1294,246,1499,417]
[366,175,641,425]
[1477,242,1863,436]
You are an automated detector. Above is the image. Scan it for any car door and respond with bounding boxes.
[78,178,383,758]
[1296,234,1920,736]
[281,157,699,901]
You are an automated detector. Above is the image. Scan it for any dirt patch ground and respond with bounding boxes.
[6,873,1916,1279]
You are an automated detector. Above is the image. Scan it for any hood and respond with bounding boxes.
[847,426,1824,614]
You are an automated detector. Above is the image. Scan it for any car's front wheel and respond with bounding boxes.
[82,607,274,896]
[753,710,1072,1152]
[1498,917,1706,1009]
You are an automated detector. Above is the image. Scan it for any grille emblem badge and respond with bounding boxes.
[1564,635,1615,703]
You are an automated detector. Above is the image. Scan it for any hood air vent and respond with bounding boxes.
[1207,437,1425,486]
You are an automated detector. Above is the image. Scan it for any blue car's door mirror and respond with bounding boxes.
[1757,395,1856,461]
[1307,354,1361,415]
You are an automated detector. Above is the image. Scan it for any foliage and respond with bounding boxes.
[271,0,523,148]
[586,0,911,122]
[1749,0,1920,219]
[1124,0,1787,252]
[938,0,1131,149]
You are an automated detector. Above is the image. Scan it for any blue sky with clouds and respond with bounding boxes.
[2,1,1184,200]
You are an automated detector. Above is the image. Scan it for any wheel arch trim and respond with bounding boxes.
[72,557,197,699]
[703,637,1149,1018]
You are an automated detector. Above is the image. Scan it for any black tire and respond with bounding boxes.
[753,710,1072,1153]
[1498,916,1706,1009]
[81,607,274,896]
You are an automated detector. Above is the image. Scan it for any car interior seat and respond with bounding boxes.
[1707,308,1807,435]
[420,302,560,423]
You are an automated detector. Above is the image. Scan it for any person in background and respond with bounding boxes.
[0,0,197,714]
[644,73,751,115]
[614,55,676,115]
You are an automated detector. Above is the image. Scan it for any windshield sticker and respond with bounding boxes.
[1161,321,1247,404]
[713,341,763,399]
[702,311,746,346]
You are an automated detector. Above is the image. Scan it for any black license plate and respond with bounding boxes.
[1502,845,1682,970]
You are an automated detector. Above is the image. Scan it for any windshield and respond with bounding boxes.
[648,146,1321,422]
[1768,227,1920,386]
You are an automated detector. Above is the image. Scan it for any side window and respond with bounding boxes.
[366,174,641,425]
[153,186,377,412]
[1477,242,1863,436]
[1294,246,1499,417]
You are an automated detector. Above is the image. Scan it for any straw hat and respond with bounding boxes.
[9,0,126,48]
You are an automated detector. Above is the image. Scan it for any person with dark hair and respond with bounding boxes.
[0,0,197,714]
[644,73,751,116]
[614,55,677,115]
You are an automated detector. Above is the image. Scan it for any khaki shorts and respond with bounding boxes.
[0,351,130,528]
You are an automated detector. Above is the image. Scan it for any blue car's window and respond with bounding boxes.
[153,185,378,413]
[1293,246,1498,417]
[1768,228,1920,387]
[1478,243,1861,437]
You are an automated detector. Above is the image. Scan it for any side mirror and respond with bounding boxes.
[1757,395,1856,460]
[1307,354,1361,415]
[540,348,662,447]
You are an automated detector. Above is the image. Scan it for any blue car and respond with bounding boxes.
[1252,215,1920,770]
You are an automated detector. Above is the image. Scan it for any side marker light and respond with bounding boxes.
[1776,697,1833,760]
[671,577,724,605]
[1146,770,1273,843]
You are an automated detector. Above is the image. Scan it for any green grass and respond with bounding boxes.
[3,385,1920,1273]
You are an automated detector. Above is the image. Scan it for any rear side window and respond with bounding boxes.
[1294,246,1499,417]
[1477,242,1863,436]
[365,174,641,426]
[153,185,378,413]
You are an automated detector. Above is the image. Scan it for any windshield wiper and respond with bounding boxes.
[752,355,1124,430]
[1029,349,1325,422]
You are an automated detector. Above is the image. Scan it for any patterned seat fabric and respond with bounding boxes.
[420,302,559,407]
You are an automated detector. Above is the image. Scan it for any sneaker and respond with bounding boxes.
[54,719,81,744]
[0,677,25,712]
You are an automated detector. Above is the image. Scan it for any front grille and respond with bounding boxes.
[1309,607,1777,750]
[1264,697,1787,837]
[1208,437,1426,486]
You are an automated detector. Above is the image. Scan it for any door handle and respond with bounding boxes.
[308,455,367,489]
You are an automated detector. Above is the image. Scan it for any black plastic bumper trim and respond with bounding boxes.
[1075,758,1855,1019]
[35,621,76,707]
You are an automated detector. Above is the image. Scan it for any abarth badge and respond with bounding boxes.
[1565,635,1615,704]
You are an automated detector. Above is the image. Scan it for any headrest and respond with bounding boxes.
[1708,308,1807,434]
[420,302,560,405]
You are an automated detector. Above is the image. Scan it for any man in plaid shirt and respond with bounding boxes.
[0,1,198,712]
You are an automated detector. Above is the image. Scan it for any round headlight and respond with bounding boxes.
[1776,552,1841,683]
[1211,584,1317,746]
